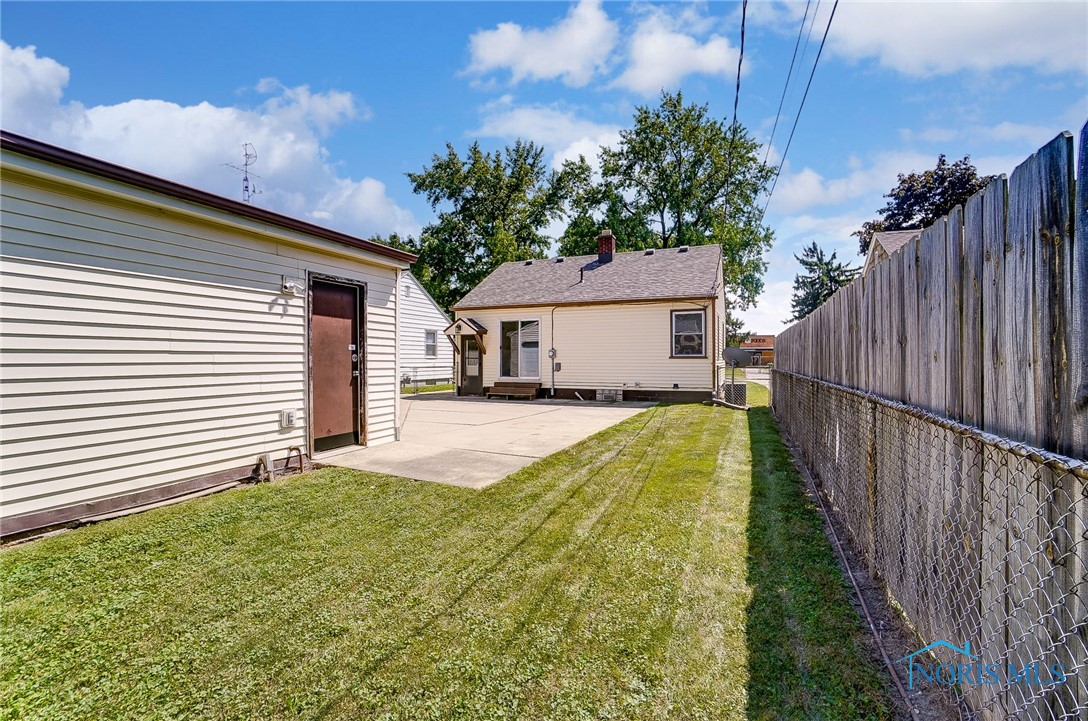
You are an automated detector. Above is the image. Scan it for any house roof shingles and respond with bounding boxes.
[452,244,723,310]
[872,229,920,256]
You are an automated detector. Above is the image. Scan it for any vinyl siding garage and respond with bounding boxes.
[398,273,452,384]
[0,133,414,536]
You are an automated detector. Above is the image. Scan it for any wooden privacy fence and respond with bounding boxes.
[772,126,1088,721]
[775,129,1086,460]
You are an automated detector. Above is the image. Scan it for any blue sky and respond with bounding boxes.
[3,1,1085,329]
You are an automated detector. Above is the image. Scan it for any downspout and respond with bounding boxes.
[393,268,402,441]
[710,296,717,398]
[549,306,557,396]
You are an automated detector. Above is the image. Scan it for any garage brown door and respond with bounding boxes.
[311,280,360,452]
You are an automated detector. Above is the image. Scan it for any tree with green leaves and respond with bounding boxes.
[854,154,994,255]
[560,91,774,313]
[369,232,418,255]
[406,140,581,311]
[723,313,751,348]
[788,242,859,322]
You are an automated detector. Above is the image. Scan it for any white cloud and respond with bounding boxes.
[0,42,83,136]
[465,0,618,87]
[758,1,1087,78]
[0,41,419,238]
[978,121,1061,147]
[899,119,1072,151]
[737,280,794,332]
[473,100,621,170]
[612,7,740,96]
[899,127,958,143]
[771,151,935,214]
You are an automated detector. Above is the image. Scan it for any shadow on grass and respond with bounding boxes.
[744,402,893,720]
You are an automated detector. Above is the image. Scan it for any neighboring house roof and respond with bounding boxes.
[0,130,418,265]
[862,229,920,276]
[873,229,920,256]
[444,317,487,335]
[452,244,723,310]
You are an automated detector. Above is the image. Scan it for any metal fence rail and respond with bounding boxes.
[772,369,1087,720]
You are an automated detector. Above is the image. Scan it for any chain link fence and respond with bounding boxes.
[772,369,1088,720]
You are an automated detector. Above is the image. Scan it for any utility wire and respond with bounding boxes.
[796,0,823,85]
[724,0,748,222]
[763,0,812,167]
[760,0,839,222]
[731,0,748,128]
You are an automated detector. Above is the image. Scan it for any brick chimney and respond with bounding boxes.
[597,229,616,263]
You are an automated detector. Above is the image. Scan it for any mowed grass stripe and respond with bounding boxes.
[305,406,673,718]
[2,387,892,720]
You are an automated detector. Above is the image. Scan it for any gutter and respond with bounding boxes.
[452,295,717,312]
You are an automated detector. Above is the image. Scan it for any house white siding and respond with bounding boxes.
[398,273,452,384]
[456,299,717,395]
[0,151,407,530]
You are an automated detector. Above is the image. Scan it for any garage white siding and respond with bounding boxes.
[0,152,406,528]
[398,273,452,384]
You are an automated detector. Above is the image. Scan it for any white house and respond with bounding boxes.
[0,131,415,536]
[398,272,453,386]
[446,231,727,402]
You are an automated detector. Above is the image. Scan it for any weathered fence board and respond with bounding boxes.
[1031,133,1075,454]
[981,175,1009,439]
[1004,153,1038,445]
[962,192,985,429]
[1071,123,1088,463]
[945,206,964,422]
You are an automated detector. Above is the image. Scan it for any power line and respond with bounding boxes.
[723,0,748,224]
[763,0,812,167]
[796,0,823,85]
[760,0,839,222]
[731,0,748,127]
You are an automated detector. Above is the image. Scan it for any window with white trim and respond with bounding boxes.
[500,319,540,378]
[424,330,437,357]
[672,310,705,357]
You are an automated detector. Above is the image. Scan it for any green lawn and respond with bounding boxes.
[1,384,891,720]
[402,382,456,394]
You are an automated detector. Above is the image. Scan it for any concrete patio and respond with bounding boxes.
[326,393,654,488]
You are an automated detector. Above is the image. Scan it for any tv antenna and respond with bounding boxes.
[224,143,263,203]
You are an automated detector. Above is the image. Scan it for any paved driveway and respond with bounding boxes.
[328,393,654,488]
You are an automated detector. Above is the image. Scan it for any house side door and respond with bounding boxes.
[311,280,360,452]
[461,337,482,395]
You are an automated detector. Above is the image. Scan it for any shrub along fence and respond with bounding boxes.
[772,126,1088,720]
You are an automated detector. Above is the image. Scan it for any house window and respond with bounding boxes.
[403,283,411,298]
[425,330,437,357]
[672,310,705,357]
[500,319,540,378]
